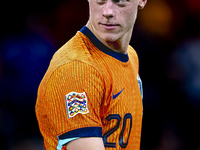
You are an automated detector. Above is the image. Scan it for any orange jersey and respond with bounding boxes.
[35,26,143,150]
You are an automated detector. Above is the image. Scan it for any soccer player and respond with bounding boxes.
[35,0,147,149]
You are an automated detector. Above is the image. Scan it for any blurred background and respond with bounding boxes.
[0,0,200,149]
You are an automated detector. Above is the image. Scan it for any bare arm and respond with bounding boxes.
[66,137,105,150]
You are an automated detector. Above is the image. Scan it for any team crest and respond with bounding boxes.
[65,92,89,118]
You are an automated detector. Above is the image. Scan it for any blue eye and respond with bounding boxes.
[96,0,106,4]
[114,0,128,6]
[96,0,128,6]
[96,0,106,2]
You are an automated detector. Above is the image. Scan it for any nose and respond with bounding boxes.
[103,0,115,19]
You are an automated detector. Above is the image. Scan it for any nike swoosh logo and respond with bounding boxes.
[112,88,124,100]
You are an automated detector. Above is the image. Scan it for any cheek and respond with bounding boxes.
[90,5,102,22]
[121,9,138,26]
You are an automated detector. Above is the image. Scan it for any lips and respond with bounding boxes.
[100,23,119,30]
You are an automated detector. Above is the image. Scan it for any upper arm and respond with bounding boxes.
[66,137,105,150]
[37,61,105,149]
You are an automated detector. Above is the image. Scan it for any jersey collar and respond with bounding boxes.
[80,26,129,63]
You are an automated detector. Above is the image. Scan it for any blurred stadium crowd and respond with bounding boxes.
[0,0,200,149]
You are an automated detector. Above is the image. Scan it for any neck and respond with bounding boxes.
[106,35,131,54]
[86,23,133,55]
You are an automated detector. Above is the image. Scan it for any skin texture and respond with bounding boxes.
[86,0,147,54]
[66,0,147,149]
[67,137,105,150]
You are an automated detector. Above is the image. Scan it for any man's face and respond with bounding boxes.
[87,0,146,43]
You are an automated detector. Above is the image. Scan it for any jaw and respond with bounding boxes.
[102,26,134,53]
[86,16,134,54]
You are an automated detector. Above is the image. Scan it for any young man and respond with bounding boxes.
[36,0,147,149]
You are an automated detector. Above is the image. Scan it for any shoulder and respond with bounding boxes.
[128,45,138,58]
[37,31,106,96]
[51,32,94,70]
[127,45,139,64]
[43,31,99,81]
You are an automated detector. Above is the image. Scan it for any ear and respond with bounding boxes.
[138,0,147,9]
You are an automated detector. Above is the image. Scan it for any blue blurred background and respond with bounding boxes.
[0,0,200,149]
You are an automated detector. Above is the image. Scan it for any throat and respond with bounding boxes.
[106,41,127,54]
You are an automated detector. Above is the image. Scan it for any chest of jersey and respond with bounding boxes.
[92,52,143,149]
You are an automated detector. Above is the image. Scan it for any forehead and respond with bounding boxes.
[91,0,137,2]
[89,0,139,8]
[90,0,139,5]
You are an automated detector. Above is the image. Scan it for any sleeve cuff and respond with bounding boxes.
[57,127,102,150]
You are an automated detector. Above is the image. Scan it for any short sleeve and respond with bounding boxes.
[36,60,105,148]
